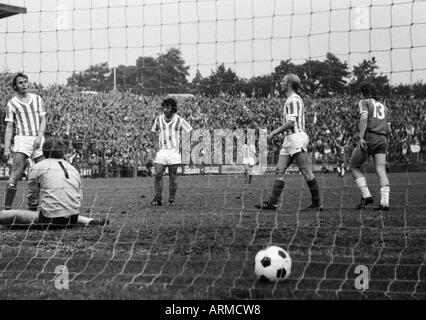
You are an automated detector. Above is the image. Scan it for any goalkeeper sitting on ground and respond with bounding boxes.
[0,137,109,228]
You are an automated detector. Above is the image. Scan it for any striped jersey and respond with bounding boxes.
[151,114,193,150]
[358,98,391,135]
[283,93,305,134]
[5,93,46,136]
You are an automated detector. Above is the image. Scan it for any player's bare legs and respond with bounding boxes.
[294,152,323,211]
[256,154,292,210]
[168,164,178,205]
[152,163,166,206]
[4,152,27,210]
[244,164,253,184]
[350,147,374,209]
[373,153,390,210]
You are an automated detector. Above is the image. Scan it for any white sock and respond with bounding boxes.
[380,186,390,206]
[77,215,93,225]
[355,177,372,199]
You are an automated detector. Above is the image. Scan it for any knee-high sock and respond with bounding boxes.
[154,176,163,201]
[306,178,321,206]
[268,180,285,205]
[169,175,177,202]
[355,177,372,199]
[380,186,390,206]
[4,183,17,210]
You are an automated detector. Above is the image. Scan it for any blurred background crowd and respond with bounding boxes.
[1,84,425,178]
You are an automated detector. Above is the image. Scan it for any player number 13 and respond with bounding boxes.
[372,102,385,120]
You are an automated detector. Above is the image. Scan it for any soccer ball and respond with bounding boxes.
[255,245,292,281]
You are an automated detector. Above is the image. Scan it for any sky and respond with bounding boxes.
[1,0,426,86]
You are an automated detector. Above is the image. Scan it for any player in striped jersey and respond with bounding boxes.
[2,73,47,210]
[349,83,391,210]
[256,73,322,211]
[242,143,256,184]
[150,98,192,206]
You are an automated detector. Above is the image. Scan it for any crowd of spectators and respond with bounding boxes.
[1,83,425,176]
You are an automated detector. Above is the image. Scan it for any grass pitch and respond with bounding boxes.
[0,172,425,299]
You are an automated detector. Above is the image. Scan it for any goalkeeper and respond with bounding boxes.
[0,137,108,228]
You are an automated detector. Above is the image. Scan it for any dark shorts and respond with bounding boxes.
[350,132,388,168]
[365,132,388,155]
[38,211,79,229]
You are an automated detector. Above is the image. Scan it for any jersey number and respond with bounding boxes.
[372,102,385,120]
[58,161,69,179]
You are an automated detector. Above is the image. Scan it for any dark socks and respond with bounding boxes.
[268,180,285,205]
[154,176,163,201]
[169,175,177,202]
[4,183,17,210]
[306,178,321,206]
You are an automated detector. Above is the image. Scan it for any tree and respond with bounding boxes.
[199,64,241,96]
[247,75,274,97]
[67,62,111,91]
[135,56,161,94]
[322,53,350,95]
[157,48,190,93]
[350,57,390,96]
[191,69,204,94]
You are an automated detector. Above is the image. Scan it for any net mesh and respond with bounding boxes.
[0,0,426,300]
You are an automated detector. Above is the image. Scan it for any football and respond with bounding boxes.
[255,245,292,281]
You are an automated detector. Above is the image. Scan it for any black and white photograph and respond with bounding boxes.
[0,0,425,307]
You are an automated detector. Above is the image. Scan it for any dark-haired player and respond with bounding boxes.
[2,73,46,210]
[150,98,192,206]
[256,73,322,211]
[349,83,391,211]
[0,137,108,227]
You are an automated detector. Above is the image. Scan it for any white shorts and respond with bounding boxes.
[280,132,309,157]
[12,135,44,159]
[243,158,256,166]
[154,149,181,166]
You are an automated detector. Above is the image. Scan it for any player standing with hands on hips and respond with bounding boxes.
[256,73,322,211]
[2,73,46,210]
[349,83,391,211]
[150,98,192,206]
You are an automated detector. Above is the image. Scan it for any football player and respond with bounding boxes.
[349,82,391,210]
[150,98,192,206]
[242,143,256,184]
[256,74,322,211]
[0,137,109,228]
[2,73,46,210]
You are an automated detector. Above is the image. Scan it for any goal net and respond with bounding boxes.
[0,0,425,300]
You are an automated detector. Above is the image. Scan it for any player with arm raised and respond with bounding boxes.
[256,73,322,211]
[2,73,46,210]
[349,83,391,210]
[150,98,192,206]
